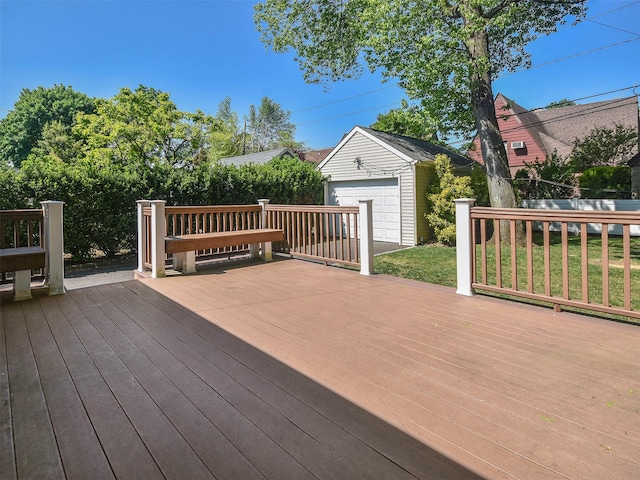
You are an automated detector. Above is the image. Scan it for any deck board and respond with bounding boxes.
[2,258,639,479]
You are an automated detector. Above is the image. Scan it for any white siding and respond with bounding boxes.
[320,131,416,245]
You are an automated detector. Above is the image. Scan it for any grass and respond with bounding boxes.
[374,234,640,323]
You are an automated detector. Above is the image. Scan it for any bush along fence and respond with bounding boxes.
[137,199,374,277]
[455,199,640,320]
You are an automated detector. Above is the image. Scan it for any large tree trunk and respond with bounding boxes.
[466,26,525,244]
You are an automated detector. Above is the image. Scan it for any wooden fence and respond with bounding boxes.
[455,200,640,320]
[0,209,44,283]
[265,204,362,267]
[137,200,374,276]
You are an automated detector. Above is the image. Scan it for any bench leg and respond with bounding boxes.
[262,241,273,262]
[249,243,260,259]
[173,252,196,273]
[13,270,33,301]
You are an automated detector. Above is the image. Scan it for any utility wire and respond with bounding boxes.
[290,84,397,114]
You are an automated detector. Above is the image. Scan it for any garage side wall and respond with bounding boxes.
[415,163,436,243]
[320,131,417,245]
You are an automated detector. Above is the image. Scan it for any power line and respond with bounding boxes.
[290,84,397,114]
[295,102,402,126]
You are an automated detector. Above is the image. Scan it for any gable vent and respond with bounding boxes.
[511,141,525,150]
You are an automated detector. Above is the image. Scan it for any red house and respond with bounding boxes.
[467,93,639,176]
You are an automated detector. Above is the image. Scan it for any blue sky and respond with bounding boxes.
[1,0,639,150]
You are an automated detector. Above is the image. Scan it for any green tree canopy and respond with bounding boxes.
[371,100,438,140]
[255,0,587,230]
[569,123,638,173]
[73,85,214,169]
[245,96,296,152]
[0,85,96,167]
[545,98,576,109]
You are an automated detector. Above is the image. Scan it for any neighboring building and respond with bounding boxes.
[300,148,333,166]
[467,94,640,176]
[317,126,474,246]
[218,148,296,166]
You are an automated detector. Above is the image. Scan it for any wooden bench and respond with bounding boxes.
[165,228,284,273]
[0,246,46,300]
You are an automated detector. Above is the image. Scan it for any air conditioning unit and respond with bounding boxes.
[511,141,525,149]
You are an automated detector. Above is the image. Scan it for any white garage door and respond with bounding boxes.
[328,178,400,243]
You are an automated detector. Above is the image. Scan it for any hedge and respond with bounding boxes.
[1,156,324,260]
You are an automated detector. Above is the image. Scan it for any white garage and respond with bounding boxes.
[328,178,400,243]
[318,126,474,246]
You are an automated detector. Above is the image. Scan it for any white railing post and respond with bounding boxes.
[455,198,476,296]
[258,199,272,261]
[136,200,150,273]
[41,201,65,295]
[359,199,374,276]
[150,200,166,278]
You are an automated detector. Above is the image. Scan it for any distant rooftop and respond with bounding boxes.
[218,148,296,166]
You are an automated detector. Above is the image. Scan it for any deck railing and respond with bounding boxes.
[455,199,640,320]
[137,200,374,276]
[1,209,44,282]
[0,202,65,296]
[138,203,262,269]
[265,204,362,267]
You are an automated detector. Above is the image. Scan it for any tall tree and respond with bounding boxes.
[208,97,244,161]
[255,0,587,217]
[0,85,95,167]
[73,85,213,169]
[245,96,295,152]
[372,100,438,140]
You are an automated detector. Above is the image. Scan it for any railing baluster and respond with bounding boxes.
[495,219,502,288]
[602,224,609,307]
[543,221,551,297]
[581,223,589,304]
[526,220,533,293]
[562,222,569,300]
[510,219,517,290]
[623,224,631,311]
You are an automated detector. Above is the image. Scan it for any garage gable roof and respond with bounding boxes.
[318,126,473,170]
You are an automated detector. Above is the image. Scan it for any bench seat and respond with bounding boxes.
[164,228,284,273]
[165,229,284,254]
[0,246,46,301]
[0,246,46,273]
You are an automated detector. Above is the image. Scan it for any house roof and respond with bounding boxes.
[300,148,333,165]
[470,94,639,168]
[218,148,296,166]
[629,151,640,167]
[319,126,475,171]
[532,96,639,153]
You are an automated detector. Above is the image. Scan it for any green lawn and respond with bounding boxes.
[374,234,640,322]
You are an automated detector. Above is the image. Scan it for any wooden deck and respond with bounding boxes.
[1,258,639,479]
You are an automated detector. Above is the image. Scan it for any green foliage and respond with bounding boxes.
[245,97,297,152]
[569,123,638,173]
[0,85,96,167]
[0,165,28,210]
[425,154,473,245]
[371,100,437,140]
[73,85,214,169]
[255,0,586,138]
[578,166,631,199]
[515,152,576,199]
[470,164,490,206]
[208,97,244,162]
[545,99,576,109]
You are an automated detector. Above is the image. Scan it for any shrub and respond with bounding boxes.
[578,166,632,199]
[425,154,473,245]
